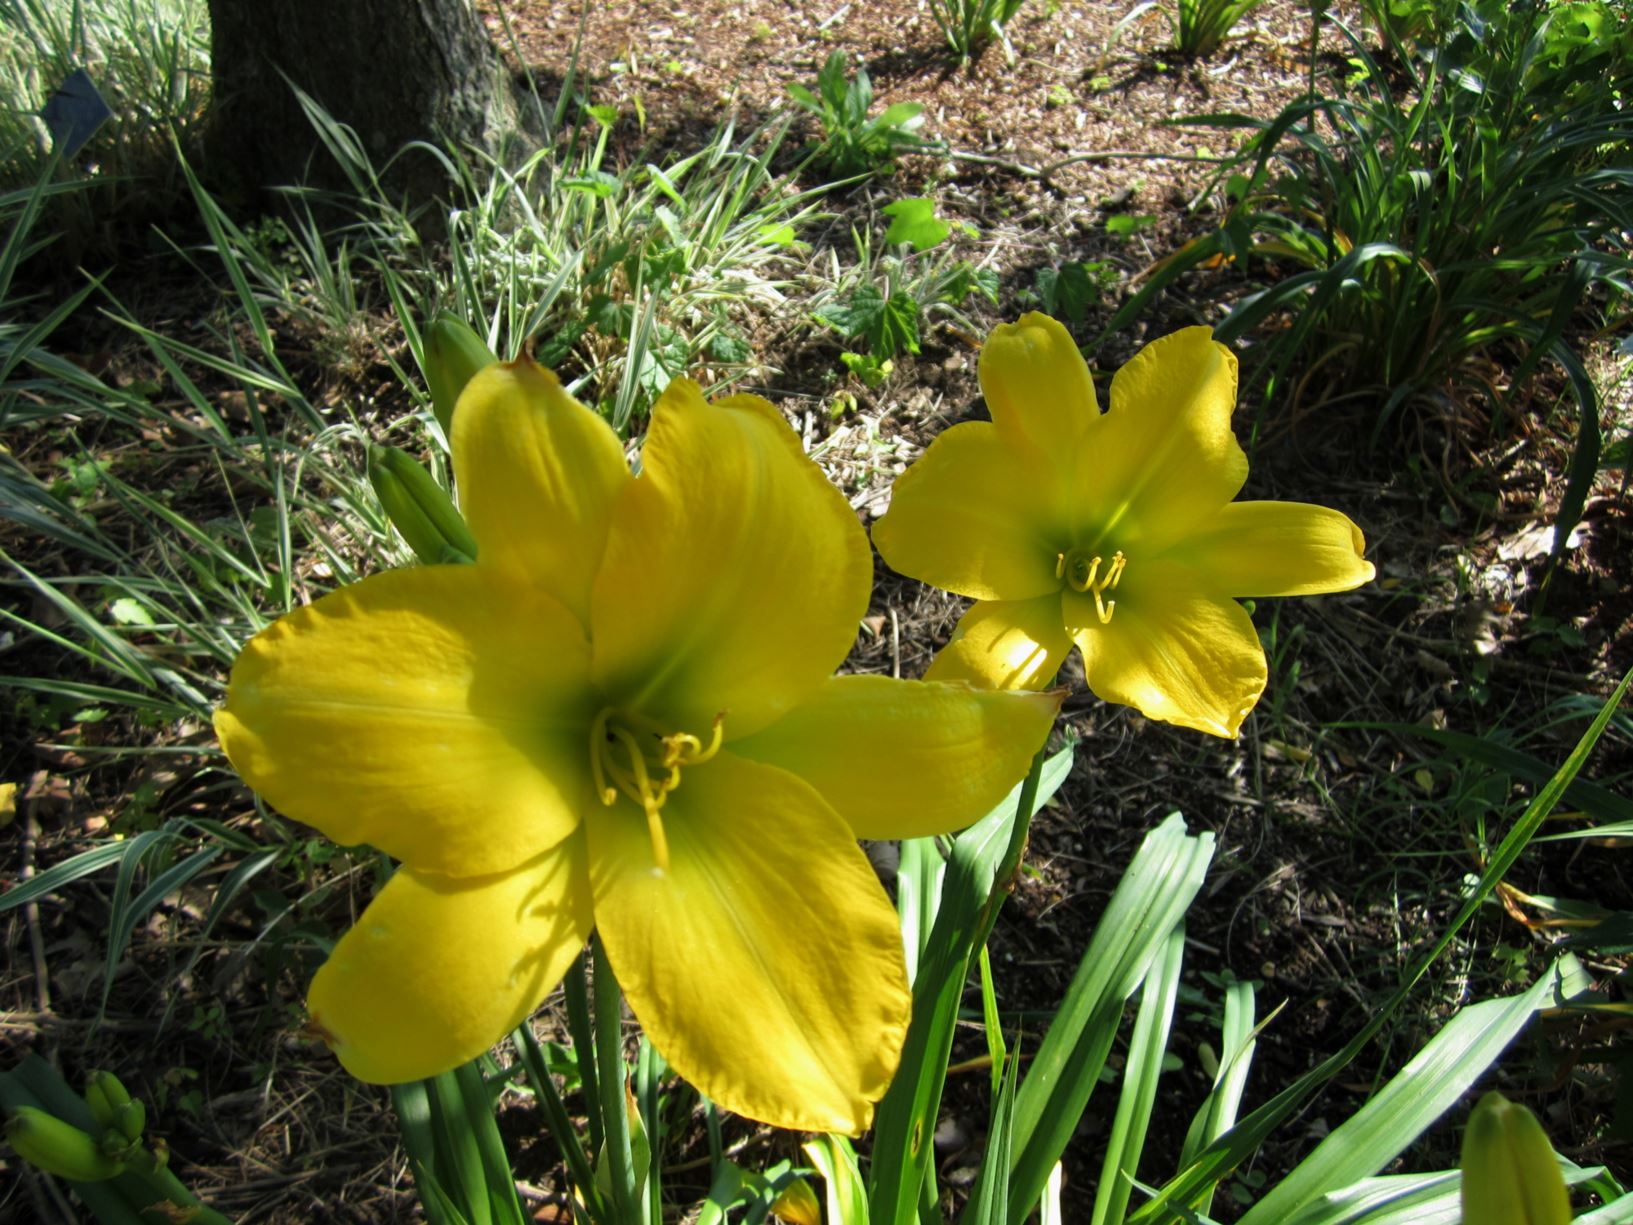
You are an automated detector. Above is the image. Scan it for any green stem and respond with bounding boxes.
[592,936,640,1225]
[512,1024,605,1220]
[124,1145,236,1225]
[564,951,603,1160]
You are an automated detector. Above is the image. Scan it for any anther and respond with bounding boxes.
[1059,547,1127,621]
[1091,550,1126,624]
[590,709,727,872]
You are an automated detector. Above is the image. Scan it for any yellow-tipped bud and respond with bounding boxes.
[6,1106,125,1181]
[1460,1091,1571,1225]
[368,444,478,566]
[424,314,499,435]
[770,1177,822,1225]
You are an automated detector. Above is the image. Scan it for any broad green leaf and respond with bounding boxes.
[872,290,922,358]
[882,198,950,252]
[874,101,925,131]
[815,284,886,338]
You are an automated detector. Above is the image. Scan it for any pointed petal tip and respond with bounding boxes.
[654,374,706,409]
[306,850,590,1085]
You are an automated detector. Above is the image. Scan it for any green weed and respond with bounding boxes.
[927,0,1029,63]
[788,52,927,181]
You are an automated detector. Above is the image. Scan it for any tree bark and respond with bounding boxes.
[205,0,524,204]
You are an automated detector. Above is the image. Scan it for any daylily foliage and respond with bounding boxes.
[215,361,1058,1133]
[874,313,1374,736]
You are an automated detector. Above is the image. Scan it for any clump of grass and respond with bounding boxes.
[1113,4,1632,559]
[927,0,1029,63]
[0,0,212,251]
[1171,0,1267,57]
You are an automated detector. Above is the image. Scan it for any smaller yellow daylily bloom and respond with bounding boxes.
[215,361,1059,1134]
[873,314,1374,737]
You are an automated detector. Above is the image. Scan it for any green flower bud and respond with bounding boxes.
[423,314,498,435]
[84,1070,131,1131]
[1460,1091,1571,1225]
[111,1099,146,1146]
[6,1107,124,1181]
[368,444,478,566]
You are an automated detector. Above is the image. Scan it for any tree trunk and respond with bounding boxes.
[205,0,524,204]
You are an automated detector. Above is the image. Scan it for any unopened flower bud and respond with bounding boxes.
[6,1106,124,1181]
[1460,1091,1571,1225]
[368,445,478,566]
[423,314,498,435]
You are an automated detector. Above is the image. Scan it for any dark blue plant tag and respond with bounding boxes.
[40,68,113,159]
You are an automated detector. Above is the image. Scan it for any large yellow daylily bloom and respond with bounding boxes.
[215,362,1058,1134]
[873,314,1373,738]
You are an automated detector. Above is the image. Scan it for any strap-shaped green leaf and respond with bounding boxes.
[1244,959,1579,1224]
[1091,924,1188,1225]
[1002,813,1215,1222]
[868,745,1073,1224]
[1131,670,1631,1223]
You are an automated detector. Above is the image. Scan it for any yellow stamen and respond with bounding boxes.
[608,725,659,806]
[1093,551,1126,624]
[1059,547,1127,623]
[643,799,671,873]
[588,709,619,805]
[590,709,728,873]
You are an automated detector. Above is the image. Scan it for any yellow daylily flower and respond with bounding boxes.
[215,361,1059,1134]
[873,314,1374,738]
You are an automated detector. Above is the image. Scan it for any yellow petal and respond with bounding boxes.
[1067,561,1265,738]
[587,753,910,1134]
[1172,500,1375,596]
[924,593,1072,691]
[453,360,631,622]
[591,381,872,739]
[308,842,592,1083]
[872,421,1068,602]
[215,566,594,877]
[1075,327,1247,552]
[978,312,1098,461]
[732,675,1059,839]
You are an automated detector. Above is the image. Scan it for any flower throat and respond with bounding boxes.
[1057,548,1126,624]
[590,708,725,872]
